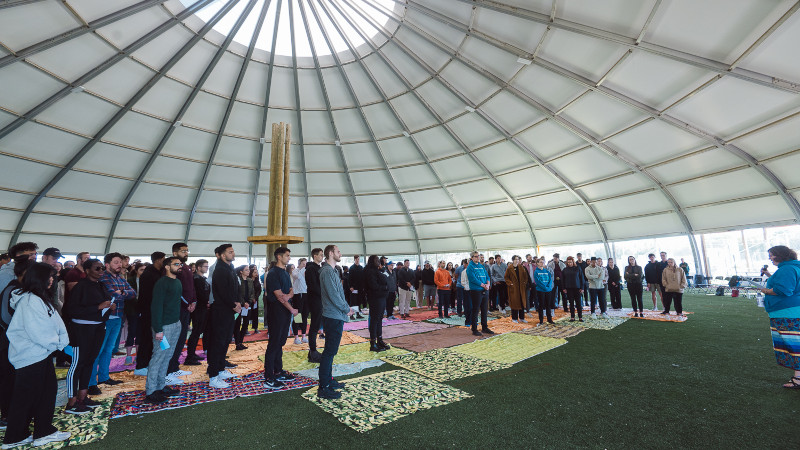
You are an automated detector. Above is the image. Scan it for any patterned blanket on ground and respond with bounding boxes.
[458,316,536,334]
[343,318,411,331]
[405,309,444,321]
[110,371,315,419]
[350,322,449,339]
[557,315,629,330]
[295,360,385,380]
[261,342,409,372]
[301,369,473,433]
[449,332,567,364]
[384,327,490,353]
[515,323,585,339]
[425,315,497,326]
[0,398,111,448]
[381,348,511,382]
[629,310,690,322]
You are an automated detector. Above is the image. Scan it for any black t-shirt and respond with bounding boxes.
[265,266,292,303]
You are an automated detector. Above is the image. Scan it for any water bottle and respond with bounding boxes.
[756,293,765,308]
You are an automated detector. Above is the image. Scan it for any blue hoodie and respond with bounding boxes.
[534,268,554,292]
[466,261,489,291]
[765,260,800,313]
[7,290,69,369]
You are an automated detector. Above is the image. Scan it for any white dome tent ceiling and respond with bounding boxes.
[0,0,799,260]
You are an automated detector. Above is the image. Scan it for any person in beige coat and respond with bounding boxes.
[504,256,529,323]
[661,258,687,316]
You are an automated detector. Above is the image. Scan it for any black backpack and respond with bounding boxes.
[0,282,18,330]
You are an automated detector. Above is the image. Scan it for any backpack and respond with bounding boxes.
[0,283,18,330]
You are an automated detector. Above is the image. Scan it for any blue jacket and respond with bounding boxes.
[534,268,554,292]
[466,261,489,291]
[454,265,466,288]
[765,260,800,313]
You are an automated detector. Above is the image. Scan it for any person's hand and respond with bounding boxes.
[110,303,117,311]
[187,302,196,312]
[114,290,122,295]
[579,289,583,294]
[155,332,163,342]
[350,287,354,292]
[562,289,567,294]
[98,301,111,310]
[290,308,299,316]
[406,282,411,288]
[234,304,242,314]
[349,307,355,315]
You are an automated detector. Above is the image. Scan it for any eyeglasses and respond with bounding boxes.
[172,263,184,267]
[91,266,104,271]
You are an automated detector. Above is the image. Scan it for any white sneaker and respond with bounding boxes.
[171,370,192,377]
[165,375,184,386]
[2,435,32,449]
[521,319,528,323]
[133,368,148,376]
[218,370,236,380]
[209,376,230,389]
[302,336,308,343]
[512,319,519,323]
[33,431,70,447]
[602,313,609,318]
[591,313,597,318]
[293,337,302,345]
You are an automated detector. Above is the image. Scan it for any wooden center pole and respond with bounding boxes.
[281,123,291,237]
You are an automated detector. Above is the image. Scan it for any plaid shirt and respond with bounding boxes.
[99,271,136,318]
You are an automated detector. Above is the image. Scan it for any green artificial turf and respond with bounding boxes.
[88,294,800,449]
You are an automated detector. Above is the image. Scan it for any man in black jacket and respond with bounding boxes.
[305,248,324,363]
[348,256,365,318]
[185,259,210,365]
[208,244,241,389]
[644,253,662,311]
[134,252,165,375]
[576,253,589,307]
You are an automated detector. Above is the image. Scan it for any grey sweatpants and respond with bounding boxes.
[145,321,180,395]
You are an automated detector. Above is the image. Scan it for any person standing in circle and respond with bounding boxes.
[364,255,390,352]
[758,245,800,389]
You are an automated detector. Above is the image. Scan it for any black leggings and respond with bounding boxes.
[663,291,683,314]
[307,296,323,352]
[628,285,643,312]
[67,323,104,398]
[368,293,387,340]
[385,291,396,317]
[3,358,57,443]
[564,288,582,319]
[609,285,622,309]
[292,294,307,335]
[536,290,554,323]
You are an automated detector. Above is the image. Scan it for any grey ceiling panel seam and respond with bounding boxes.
[309,0,422,256]
[329,0,478,250]
[297,0,368,256]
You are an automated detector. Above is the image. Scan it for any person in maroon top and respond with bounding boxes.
[165,243,196,386]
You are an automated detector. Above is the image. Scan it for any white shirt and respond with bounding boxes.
[292,267,307,294]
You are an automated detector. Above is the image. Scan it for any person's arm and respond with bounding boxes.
[119,278,136,300]
[762,270,796,296]
[151,280,165,340]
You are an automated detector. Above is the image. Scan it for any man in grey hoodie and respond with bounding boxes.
[318,245,353,400]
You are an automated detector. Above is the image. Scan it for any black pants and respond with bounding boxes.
[437,290,450,317]
[511,308,526,320]
[469,290,488,331]
[367,292,387,340]
[234,312,248,346]
[135,312,152,370]
[0,331,14,420]
[167,308,191,374]
[292,294,307,335]
[496,282,508,309]
[554,280,567,311]
[264,301,291,380]
[307,295,323,352]
[628,285,643,312]
[582,284,590,306]
[527,287,536,311]
[3,358,57,443]
[385,291,396,317]
[565,288,583,319]
[186,304,207,357]
[249,306,259,331]
[206,305,234,378]
[609,284,622,309]
[536,290,554,323]
[663,292,683,314]
[67,323,104,398]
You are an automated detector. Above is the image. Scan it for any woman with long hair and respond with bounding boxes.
[504,255,529,323]
[561,256,585,322]
[364,255,390,352]
[234,265,253,351]
[624,256,644,317]
[661,258,687,316]
[758,245,800,388]
[3,263,71,447]
[248,264,262,334]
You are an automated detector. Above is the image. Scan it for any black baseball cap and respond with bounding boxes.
[43,247,62,259]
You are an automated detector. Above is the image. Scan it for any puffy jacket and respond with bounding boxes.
[764,260,800,313]
[661,266,687,293]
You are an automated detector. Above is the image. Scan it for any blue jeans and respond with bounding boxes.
[91,317,121,386]
[437,290,450,317]
[319,317,343,389]
[456,287,465,315]
[113,310,125,353]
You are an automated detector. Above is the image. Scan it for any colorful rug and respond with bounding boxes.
[302,369,473,433]
[0,398,112,448]
[458,316,536,334]
[629,310,691,322]
[515,323,585,339]
[110,371,315,419]
[261,342,409,372]
[425,315,497,326]
[350,322,449,339]
[381,348,511,382]
[343,318,410,331]
[449,332,567,364]
[295,359,385,380]
[557,315,629,330]
[405,309,444,321]
[384,327,490,353]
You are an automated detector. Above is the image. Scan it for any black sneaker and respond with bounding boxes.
[275,371,295,382]
[307,350,322,363]
[224,360,237,368]
[161,386,181,397]
[330,379,346,389]
[482,328,496,335]
[64,402,91,415]
[144,391,167,404]
[317,386,341,400]
[184,357,201,366]
[100,378,123,386]
[263,379,285,390]
[472,330,483,336]
[82,397,101,409]
[87,385,102,396]
[0,417,7,430]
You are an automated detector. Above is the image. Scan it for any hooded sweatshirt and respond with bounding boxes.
[6,290,69,369]
[764,260,800,313]
[534,268,554,292]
